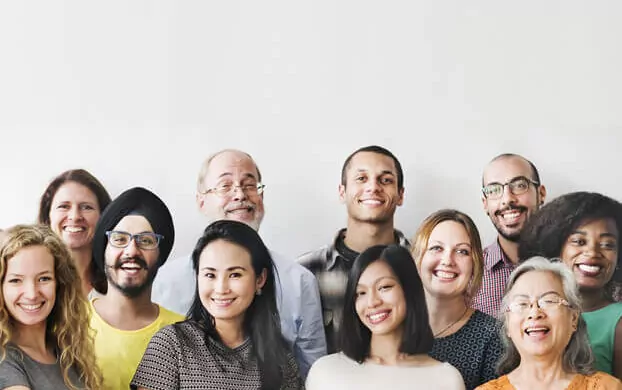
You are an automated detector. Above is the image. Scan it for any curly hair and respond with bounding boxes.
[0,224,102,389]
[411,209,484,302]
[519,192,622,288]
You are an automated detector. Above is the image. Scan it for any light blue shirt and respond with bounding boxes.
[152,250,327,378]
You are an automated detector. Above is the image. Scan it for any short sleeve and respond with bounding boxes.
[0,350,29,388]
[281,352,304,390]
[130,325,181,390]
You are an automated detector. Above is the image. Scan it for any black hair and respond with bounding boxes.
[341,145,404,190]
[519,191,622,286]
[340,244,434,362]
[186,220,289,389]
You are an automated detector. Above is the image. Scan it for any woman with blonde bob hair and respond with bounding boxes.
[412,209,502,389]
[0,225,102,390]
[477,257,621,389]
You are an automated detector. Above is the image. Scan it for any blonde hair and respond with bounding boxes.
[0,224,102,389]
[411,209,484,301]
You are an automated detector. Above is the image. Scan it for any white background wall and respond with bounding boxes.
[1,1,621,261]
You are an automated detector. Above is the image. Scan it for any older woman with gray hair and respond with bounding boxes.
[477,257,621,389]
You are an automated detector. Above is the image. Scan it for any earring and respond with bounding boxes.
[256,288,262,296]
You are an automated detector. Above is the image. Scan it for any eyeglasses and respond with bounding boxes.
[105,231,163,250]
[199,182,266,197]
[505,293,571,315]
[482,176,539,200]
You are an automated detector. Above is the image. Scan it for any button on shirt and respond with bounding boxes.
[151,250,327,379]
[472,240,517,317]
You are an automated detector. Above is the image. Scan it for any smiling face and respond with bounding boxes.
[2,245,56,330]
[505,271,578,361]
[482,157,545,242]
[197,151,265,231]
[417,221,474,299]
[103,215,160,297]
[355,260,406,337]
[198,239,266,328]
[49,181,100,250]
[340,152,404,225]
[560,218,619,292]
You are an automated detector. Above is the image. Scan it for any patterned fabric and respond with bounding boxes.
[475,372,622,389]
[429,310,503,390]
[472,241,517,317]
[130,321,303,390]
[297,228,410,353]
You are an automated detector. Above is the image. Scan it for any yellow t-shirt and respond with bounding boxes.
[89,299,184,390]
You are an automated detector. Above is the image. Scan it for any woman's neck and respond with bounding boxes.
[368,328,405,365]
[580,287,611,312]
[425,293,469,336]
[69,246,93,294]
[510,355,574,389]
[12,322,54,363]
[215,318,246,349]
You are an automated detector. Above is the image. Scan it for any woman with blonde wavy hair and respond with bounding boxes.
[0,224,102,390]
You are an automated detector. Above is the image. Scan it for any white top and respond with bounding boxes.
[306,353,465,390]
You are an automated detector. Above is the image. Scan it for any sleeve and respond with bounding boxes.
[0,349,29,388]
[281,353,305,390]
[293,270,327,379]
[479,323,503,386]
[130,326,181,390]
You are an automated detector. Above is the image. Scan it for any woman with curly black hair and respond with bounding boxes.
[519,191,622,378]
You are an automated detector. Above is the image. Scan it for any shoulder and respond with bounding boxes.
[475,375,510,389]
[437,362,467,385]
[579,371,622,389]
[0,347,28,387]
[297,245,333,270]
[472,310,502,331]
[306,353,356,386]
[158,305,186,323]
[271,250,316,280]
[154,254,194,282]
[309,353,354,372]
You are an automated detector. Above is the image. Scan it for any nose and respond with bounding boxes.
[440,250,454,266]
[122,238,141,256]
[22,280,38,299]
[215,276,230,294]
[527,302,545,319]
[231,185,248,201]
[367,289,382,308]
[364,178,381,193]
[500,184,517,205]
[67,205,82,221]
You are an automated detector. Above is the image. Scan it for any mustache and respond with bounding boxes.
[106,257,149,270]
[225,202,256,213]
[494,205,527,216]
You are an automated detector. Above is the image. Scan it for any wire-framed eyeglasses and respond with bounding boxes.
[199,182,266,197]
[505,293,571,315]
[105,231,163,250]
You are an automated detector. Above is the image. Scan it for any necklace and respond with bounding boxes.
[433,307,469,338]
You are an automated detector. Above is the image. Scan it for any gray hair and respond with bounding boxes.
[196,149,262,192]
[497,256,594,375]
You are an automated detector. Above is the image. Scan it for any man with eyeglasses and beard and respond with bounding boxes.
[472,153,547,316]
[89,187,184,390]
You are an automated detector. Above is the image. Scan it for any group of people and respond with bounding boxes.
[0,146,621,390]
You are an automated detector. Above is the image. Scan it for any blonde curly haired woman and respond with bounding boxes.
[0,224,102,389]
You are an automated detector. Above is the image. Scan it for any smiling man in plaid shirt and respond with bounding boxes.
[472,153,547,316]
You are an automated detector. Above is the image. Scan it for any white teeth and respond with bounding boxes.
[502,211,520,221]
[526,327,549,334]
[368,312,389,322]
[435,270,457,279]
[361,200,382,205]
[578,264,601,274]
[64,226,85,233]
[213,299,234,304]
[20,303,43,311]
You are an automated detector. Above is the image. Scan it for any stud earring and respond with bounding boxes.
[256,288,262,296]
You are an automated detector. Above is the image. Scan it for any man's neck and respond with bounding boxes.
[497,235,519,264]
[94,285,159,331]
[343,220,397,253]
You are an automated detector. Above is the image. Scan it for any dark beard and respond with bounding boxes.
[105,265,159,298]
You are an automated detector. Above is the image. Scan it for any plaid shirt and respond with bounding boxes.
[298,228,410,353]
[472,240,517,317]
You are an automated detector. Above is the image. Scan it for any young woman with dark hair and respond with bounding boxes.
[306,244,464,390]
[131,220,302,390]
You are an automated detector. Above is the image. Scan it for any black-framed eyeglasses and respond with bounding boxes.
[199,182,266,197]
[482,176,539,200]
[105,231,163,250]
[505,293,571,315]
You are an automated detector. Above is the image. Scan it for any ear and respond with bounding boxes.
[482,194,489,215]
[538,184,547,206]
[256,268,267,291]
[338,184,346,203]
[397,187,405,206]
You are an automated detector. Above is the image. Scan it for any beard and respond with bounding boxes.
[105,257,159,298]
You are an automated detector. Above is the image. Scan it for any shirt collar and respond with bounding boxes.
[483,239,513,271]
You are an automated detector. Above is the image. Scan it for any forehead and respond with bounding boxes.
[346,151,397,176]
[510,270,564,297]
[358,260,397,285]
[52,181,97,203]
[6,245,55,274]
[112,215,154,232]
[205,151,259,183]
[483,157,534,185]
[199,239,252,268]
[430,220,470,243]
[575,218,619,237]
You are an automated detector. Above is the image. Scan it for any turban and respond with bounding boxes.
[92,187,174,272]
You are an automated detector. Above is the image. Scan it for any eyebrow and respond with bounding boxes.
[357,275,398,288]
[512,290,561,299]
[354,169,395,176]
[200,266,247,272]
[571,230,618,239]
[7,270,53,277]
[428,240,472,248]
[216,172,258,180]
